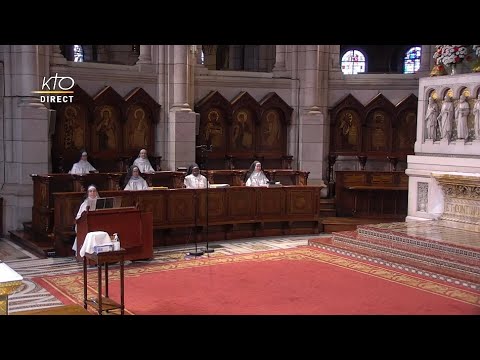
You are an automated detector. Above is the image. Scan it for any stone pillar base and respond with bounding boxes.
[165,110,197,171]
[296,111,327,181]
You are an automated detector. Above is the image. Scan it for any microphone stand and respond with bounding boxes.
[187,227,204,257]
[198,145,214,254]
[187,150,205,257]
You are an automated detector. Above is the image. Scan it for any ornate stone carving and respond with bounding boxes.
[417,182,428,212]
[432,173,480,225]
[442,183,480,200]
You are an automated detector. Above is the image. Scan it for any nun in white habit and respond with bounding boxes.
[245,161,269,187]
[133,148,155,174]
[72,184,100,254]
[69,151,97,175]
[184,163,209,189]
[124,165,149,190]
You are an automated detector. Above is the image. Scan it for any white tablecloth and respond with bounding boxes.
[79,231,113,257]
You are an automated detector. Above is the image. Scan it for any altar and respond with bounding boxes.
[0,262,23,315]
[406,72,480,226]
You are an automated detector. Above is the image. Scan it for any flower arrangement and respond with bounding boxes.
[473,45,480,57]
[433,45,469,66]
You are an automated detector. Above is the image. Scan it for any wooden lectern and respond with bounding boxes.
[76,207,153,263]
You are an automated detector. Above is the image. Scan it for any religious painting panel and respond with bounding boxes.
[335,109,361,152]
[394,110,416,152]
[58,104,87,152]
[92,105,121,154]
[124,104,152,153]
[52,103,90,172]
[364,110,391,153]
[201,108,226,152]
[258,109,284,153]
[230,108,255,153]
[51,85,94,172]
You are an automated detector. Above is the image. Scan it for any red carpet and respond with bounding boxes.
[34,247,480,315]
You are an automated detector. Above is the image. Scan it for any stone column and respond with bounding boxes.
[228,45,238,70]
[97,45,109,63]
[165,45,196,171]
[51,45,66,65]
[418,44,433,76]
[328,45,343,80]
[258,45,269,72]
[137,44,152,64]
[172,45,191,111]
[230,45,246,71]
[303,45,321,113]
[202,45,217,70]
[0,45,50,233]
[272,45,286,73]
[14,45,43,107]
[295,45,328,185]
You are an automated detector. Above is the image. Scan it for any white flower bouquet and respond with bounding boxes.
[433,45,469,66]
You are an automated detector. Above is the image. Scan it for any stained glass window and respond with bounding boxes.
[73,45,84,62]
[341,50,366,74]
[201,50,205,65]
[403,46,421,74]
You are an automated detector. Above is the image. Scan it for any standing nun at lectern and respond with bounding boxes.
[244,161,269,187]
[72,184,100,254]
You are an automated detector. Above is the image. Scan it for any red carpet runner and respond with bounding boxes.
[34,247,480,315]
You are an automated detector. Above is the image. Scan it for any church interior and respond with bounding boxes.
[0,44,479,316]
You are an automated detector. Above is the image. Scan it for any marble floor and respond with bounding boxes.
[0,235,323,313]
[360,220,480,249]
[3,223,479,314]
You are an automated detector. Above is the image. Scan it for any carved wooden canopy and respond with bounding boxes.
[195,91,293,169]
[329,93,417,159]
[51,85,161,173]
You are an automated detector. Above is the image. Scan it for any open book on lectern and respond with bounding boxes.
[86,197,122,211]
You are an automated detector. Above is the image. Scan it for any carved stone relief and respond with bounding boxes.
[417,182,428,212]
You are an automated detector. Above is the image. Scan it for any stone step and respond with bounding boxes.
[319,198,335,209]
[355,222,480,265]
[321,217,400,233]
[319,209,336,217]
[313,231,480,284]
[8,231,54,258]
[22,221,33,234]
[309,235,480,286]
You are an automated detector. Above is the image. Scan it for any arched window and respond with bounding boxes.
[403,46,421,74]
[201,50,205,65]
[73,45,84,62]
[341,50,366,74]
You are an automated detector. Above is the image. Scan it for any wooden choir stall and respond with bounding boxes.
[327,93,417,219]
[76,205,153,263]
[51,186,326,256]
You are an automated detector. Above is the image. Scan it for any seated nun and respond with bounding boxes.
[245,161,269,187]
[184,163,209,189]
[69,151,97,175]
[133,148,156,174]
[124,165,149,190]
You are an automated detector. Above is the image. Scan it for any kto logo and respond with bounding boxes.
[33,73,75,103]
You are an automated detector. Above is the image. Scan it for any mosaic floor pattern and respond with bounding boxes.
[1,235,319,313]
[361,221,480,249]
